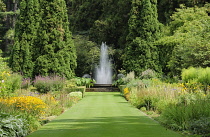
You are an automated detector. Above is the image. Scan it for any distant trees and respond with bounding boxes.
[123,0,161,76]
[156,4,210,76]
[1,0,209,78]
[10,0,76,78]
[0,0,19,55]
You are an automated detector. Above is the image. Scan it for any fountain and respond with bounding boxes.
[94,42,113,86]
[86,43,119,92]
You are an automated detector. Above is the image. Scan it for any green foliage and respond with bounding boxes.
[0,0,6,11]
[65,77,95,89]
[0,70,22,97]
[112,78,126,86]
[34,0,76,79]
[0,113,29,137]
[188,117,210,136]
[141,69,158,79]
[124,78,179,111]
[181,67,200,83]
[73,35,99,76]
[10,0,77,78]
[74,77,95,88]
[123,0,161,76]
[69,0,102,31]
[33,75,66,93]
[119,71,135,85]
[0,53,10,72]
[4,73,22,93]
[88,0,131,46]
[68,92,83,100]
[157,0,207,23]
[159,97,210,133]
[125,76,210,136]
[181,67,210,93]
[162,5,210,76]
[10,0,40,78]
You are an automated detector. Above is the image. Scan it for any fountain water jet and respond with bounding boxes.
[95,43,112,85]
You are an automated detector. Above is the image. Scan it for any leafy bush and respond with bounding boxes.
[127,78,179,111]
[0,113,29,137]
[112,78,126,86]
[122,71,135,83]
[68,92,83,100]
[182,67,199,83]
[33,75,65,93]
[0,54,10,73]
[159,97,210,134]
[182,67,210,93]
[141,69,157,79]
[4,73,22,93]
[0,71,22,97]
[74,77,95,88]
[0,71,10,97]
[188,117,210,136]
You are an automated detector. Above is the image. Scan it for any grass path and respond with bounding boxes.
[27,92,181,137]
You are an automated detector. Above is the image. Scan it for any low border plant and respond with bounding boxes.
[33,75,65,93]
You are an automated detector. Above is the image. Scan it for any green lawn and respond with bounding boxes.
[27,92,181,137]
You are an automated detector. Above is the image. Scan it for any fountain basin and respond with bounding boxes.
[93,84,113,87]
[86,84,119,92]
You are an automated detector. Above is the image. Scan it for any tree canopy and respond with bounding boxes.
[0,0,209,78]
[123,0,162,76]
[10,0,76,78]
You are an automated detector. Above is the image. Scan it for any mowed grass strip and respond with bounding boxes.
[27,92,181,137]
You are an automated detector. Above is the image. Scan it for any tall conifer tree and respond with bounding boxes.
[10,0,40,77]
[34,0,76,78]
[123,0,161,76]
[10,0,76,78]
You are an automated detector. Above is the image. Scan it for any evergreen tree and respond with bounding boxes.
[10,0,76,78]
[10,0,40,77]
[34,0,76,78]
[123,0,161,76]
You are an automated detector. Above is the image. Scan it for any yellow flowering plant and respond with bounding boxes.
[0,96,47,117]
[123,87,130,100]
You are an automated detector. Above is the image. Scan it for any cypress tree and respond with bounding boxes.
[10,0,76,78]
[34,0,76,78]
[10,0,40,77]
[123,0,161,76]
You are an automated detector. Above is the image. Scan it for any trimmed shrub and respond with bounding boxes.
[68,92,83,101]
